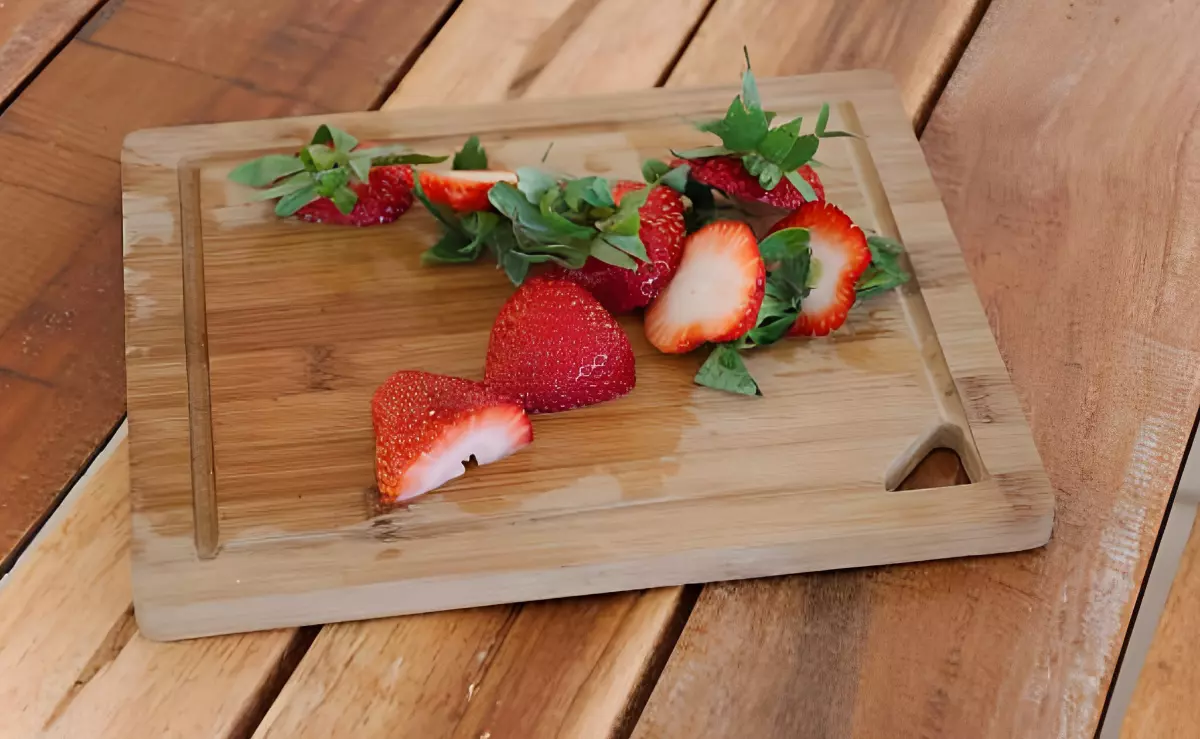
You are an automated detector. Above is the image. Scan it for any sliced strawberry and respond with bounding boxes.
[644,220,765,354]
[550,182,686,313]
[485,276,635,413]
[767,201,870,336]
[372,371,532,503]
[296,164,415,226]
[418,170,517,212]
[681,156,824,209]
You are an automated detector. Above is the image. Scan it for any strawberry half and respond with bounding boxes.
[227,123,447,227]
[682,156,824,209]
[549,181,686,313]
[767,201,870,336]
[418,170,518,212]
[485,276,636,413]
[644,220,765,354]
[372,371,532,503]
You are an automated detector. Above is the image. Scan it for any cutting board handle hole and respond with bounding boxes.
[886,422,982,491]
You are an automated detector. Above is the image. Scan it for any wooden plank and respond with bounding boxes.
[244,3,997,737]
[667,0,987,124]
[0,0,102,105]
[385,0,712,108]
[0,0,456,565]
[248,4,712,736]
[0,427,306,737]
[633,1,1200,737]
[1121,505,1200,738]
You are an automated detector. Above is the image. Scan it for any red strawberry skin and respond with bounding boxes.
[767,201,870,336]
[418,170,517,212]
[485,277,636,413]
[372,371,532,503]
[297,164,414,226]
[680,156,824,208]
[550,182,686,313]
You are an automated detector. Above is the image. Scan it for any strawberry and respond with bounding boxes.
[549,181,686,313]
[681,156,824,208]
[228,123,447,227]
[418,169,518,212]
[485,276,636,413]
[767,201,870,336]
[644,220,765,354]
[372,371,532,503]
[296,164,415,226]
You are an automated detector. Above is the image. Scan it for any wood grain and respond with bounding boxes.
[260,7,709,737]
[667,0,987,125]
[385,0,714,108]
[0,426,307,738]
[124,75,1050,641]
[0,0,102,104]
[0,0,456,567]
[1121,506,1200,738]
[634,1,1200,737]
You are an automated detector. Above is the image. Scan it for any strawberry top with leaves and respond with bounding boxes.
[673,52,849,208]
[548,176,686,313]
[228,124,446,226]
[419,158,691,287]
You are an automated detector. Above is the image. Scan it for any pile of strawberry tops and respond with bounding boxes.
[229,60,910,503]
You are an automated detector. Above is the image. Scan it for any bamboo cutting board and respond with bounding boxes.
[122,72,1054,641]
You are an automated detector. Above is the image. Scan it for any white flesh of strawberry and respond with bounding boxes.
[804,231,854,314]
[646,223,759,350]
[396,407,530,501]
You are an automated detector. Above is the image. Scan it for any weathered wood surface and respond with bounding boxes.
[253,3,992,738]
[0,425,309,738]
[1121,503,1200,738]
[0,0,456,567]
[0,0,102,104]
[634,1,1200,737]
[6,0,1189,737]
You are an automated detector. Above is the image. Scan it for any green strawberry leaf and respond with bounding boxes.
[773,242,812,299]
[740,50,762,113]
[368,152,449,165]
[758,116,802,164]
[329,185,358,215]
[672,145,733,160]
[657,164,690,193]
[589,238,638,269]
[452,135,488,170]
[228,154,305,187]
[347,153,372,183]
[587,177,615,208]
[515,167,559,204]
[714,96,769,151]
[642,158,670,183]
[695,344,761,396]
[815,103,830,137]
[856,235,911,300]
[746,304,798,346]
[311,124,358,152]
[252,171,315,201]
[421,229,476,265]
[784,169,819,202]
[314,168,349,197]
[779,134,820,172]
[602,233,648,262]
[757,227,810,263]
[502,250,531,286]
[275,184,320,217]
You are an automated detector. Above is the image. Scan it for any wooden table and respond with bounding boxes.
[2,1,1198,736]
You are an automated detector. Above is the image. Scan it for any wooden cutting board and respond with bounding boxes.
[122,72,1054,641]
